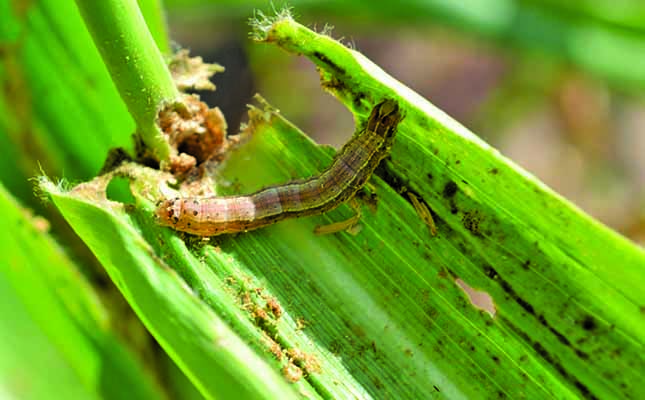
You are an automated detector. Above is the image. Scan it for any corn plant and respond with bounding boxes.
[1,1,643,399]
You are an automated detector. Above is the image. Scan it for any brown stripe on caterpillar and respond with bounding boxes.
[156,99,404,236]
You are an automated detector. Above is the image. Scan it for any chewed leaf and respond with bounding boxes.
[245,15,645,400]
[168,49,225,92]
[155,100,403,236]
[0,183,164,399]
[39,172,303,400]
[41,11,645,400]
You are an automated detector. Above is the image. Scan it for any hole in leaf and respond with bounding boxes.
[106,177,135,204]
[455,278,496,317]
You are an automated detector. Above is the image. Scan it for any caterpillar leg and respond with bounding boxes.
[407,192,437,236]
[346,183,379,216]
[314,198,363,235]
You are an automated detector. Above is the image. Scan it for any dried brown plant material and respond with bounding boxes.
[169,49,224,92]
[157,94,229,177]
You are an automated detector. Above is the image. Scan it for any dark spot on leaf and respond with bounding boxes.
[483,264,499,280]
[462,211,482,236]
[443,181,458,198]
[538,314,572,347]
[322,75,349,95]
[312,51,346,75]
[575,349,589,360]
[329,340,342,355]
[352,92,366,110]
[581,315,597,331]
[515,295,535,315]
[372,376,384,390]
[418,117,430,130]
[573,381,595,399]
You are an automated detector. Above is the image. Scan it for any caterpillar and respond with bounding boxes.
[156,99,404,236]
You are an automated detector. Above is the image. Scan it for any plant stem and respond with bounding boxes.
[75,0,177,162]
[137,0,171,54]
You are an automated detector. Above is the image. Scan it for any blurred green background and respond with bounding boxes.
[1,0,644,398]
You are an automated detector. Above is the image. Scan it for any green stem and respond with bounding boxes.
[75,0,177,162]
[136,0,171,54]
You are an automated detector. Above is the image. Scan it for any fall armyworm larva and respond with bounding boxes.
[156,99,404,236]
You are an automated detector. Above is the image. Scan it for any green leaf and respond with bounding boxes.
[42,8,644,400]
[249,15,644,397]
[42,173,302,400]
[0,183,164,399]
[0,0,134,195]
